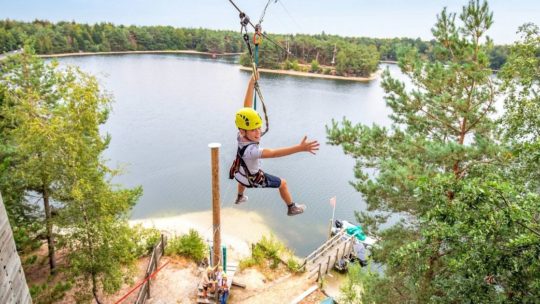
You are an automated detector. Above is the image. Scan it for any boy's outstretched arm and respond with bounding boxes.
[243,73,259,107]
[261,136,320,158]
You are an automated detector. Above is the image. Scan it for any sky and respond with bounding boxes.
[0,0,539,44]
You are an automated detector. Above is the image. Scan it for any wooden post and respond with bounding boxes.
[147,271,151,299]
[209,143,222,269]
[161,234,165,256]
[326,255,331,274]
[327,219,333,239]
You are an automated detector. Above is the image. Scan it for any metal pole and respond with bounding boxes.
[209,143,222,269]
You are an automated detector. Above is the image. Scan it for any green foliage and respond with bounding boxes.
[238,234,301,273]
[130,225,162,257]
[0,48,142,302]
[291,59,300,71]
[0,19,508,76]
[286,257,302,273]
[165,229,206,263]
[328,1,540,302]
[339,262,363,304]
[336,44,379,77]
[30,281,73,304]
[310,59,320,72]
[24,254,38,265]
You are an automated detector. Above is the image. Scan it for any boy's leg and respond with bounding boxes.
[278,178,293,205]
[237,183,246,196]
[235,183,248,204]
[273,177,305,216]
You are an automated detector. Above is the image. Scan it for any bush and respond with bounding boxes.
[310,60,320,73]
[286,257,303,273]
[165,229,206,263]
[323,68,332,75]
[30,281,73,304]
[283,59,293,70]
[131,224,162,257]
[291,59,300,71]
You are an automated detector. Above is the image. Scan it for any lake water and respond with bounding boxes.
[57,54,402,256]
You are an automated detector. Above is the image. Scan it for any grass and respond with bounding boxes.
[239,234,304,280]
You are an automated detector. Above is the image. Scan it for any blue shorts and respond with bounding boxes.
[237,172,282,188]
[262,172,282,188]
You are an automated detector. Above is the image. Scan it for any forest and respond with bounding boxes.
[0,19,509,77]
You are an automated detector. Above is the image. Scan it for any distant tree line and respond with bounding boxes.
[0,19,509,76]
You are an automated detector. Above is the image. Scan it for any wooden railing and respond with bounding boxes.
[302,229,355,281]
[134,235,167,304]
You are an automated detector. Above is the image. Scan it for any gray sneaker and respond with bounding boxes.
[287,203,306,216]
[235,194,248,205]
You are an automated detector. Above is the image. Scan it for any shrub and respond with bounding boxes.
[165,229,206,263]
[30,281,73,304]
[286,257,303,273]
[310,60,320,73]
[283,59,293,70]
[131,224,162,257]
[291,59,300,71]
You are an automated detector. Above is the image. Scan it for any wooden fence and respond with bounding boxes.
[0,192,32,304]
[134,235,167,304]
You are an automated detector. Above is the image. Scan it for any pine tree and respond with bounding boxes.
[327,1,540,302]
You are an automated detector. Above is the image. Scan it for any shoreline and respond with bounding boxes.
[239,66,381,82]
[2,49,386,81]
[35,49,243,59]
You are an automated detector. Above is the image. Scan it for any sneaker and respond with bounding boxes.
[287,203,306,216]
[235,194,248,205]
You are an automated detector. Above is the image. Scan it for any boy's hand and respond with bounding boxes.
[250,71,260,83]
[299,136,320,155]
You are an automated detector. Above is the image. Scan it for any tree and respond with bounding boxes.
[0,49,69,274]
[327,1,540,302]
[1,49,144,302]
[50,65,142,302]
[335,43,379,77]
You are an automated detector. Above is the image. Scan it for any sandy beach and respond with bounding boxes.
[240,66,381,82]
[129,208,274,260]
[36,49,242,58]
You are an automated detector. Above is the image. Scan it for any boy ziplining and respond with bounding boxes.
[230,74,319,216]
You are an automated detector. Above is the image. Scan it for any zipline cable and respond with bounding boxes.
[258,0,276,25]
[227,0,291,56]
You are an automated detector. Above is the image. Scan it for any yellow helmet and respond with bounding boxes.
[235,107,262,130]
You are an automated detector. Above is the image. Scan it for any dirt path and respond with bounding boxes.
[231,272,315,304]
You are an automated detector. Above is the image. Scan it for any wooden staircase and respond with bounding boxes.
[196,263,238,304]
[301,229,355,281]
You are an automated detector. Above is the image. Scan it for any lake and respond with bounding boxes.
[57,54,402,256]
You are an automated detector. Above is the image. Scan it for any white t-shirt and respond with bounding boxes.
[234,134,263,185]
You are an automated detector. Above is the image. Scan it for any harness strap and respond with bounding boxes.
[236,143,265,187]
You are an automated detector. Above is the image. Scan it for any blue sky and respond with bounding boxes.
[1,0,538,44]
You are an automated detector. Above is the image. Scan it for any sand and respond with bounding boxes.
[129,208,274,260]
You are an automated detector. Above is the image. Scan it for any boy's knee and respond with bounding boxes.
[280,178,287,188]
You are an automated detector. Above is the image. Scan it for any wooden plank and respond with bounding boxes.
[289,285,319,304]
[231,281,246,288]
[0,192,32,304]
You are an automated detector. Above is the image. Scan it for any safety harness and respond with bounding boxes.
[228,143,266,188]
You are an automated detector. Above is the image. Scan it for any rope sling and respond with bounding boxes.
[228,0,291,137]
